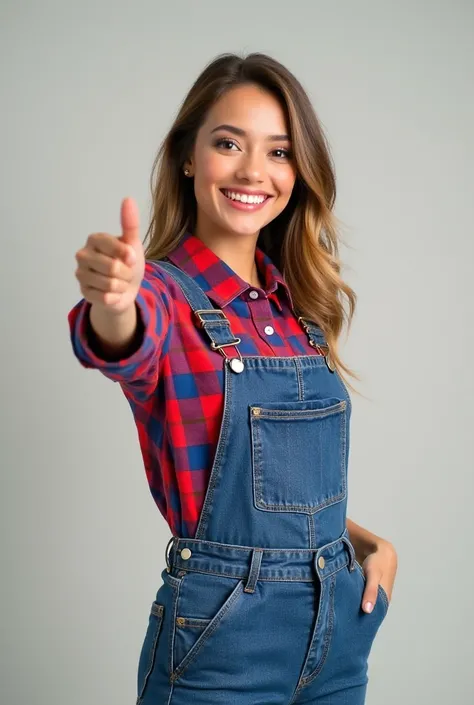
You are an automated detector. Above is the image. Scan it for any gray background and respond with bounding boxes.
[1,1,473,703]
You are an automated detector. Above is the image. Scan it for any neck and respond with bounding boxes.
[195,225,264,289]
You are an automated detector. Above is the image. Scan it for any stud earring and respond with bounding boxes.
[184,168,190,176]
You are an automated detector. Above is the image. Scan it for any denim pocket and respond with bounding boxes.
[250,397,347,513]
[354,561,390,618]
[136,601,164,702]
[172,572,245,682]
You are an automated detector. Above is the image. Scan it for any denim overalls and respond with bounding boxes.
[136,261,389,705]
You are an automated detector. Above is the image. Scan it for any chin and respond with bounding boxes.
[220,215,272,238]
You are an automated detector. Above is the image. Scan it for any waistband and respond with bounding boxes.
[165,530,356,590]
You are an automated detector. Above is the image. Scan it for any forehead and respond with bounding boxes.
[201,83,289,134]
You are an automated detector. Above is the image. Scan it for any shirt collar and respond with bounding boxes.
[166,231,293,312]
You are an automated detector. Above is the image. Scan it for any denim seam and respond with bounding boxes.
[299,574,336,687]
[137,602,164,703]
[170,579,245,682]
[295,357,305,400]
[169,566,315,582]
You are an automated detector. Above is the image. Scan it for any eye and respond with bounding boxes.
[215,138,240,151]
[272,148,292,160]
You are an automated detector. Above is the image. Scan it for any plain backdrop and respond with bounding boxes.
[1,1,473,703]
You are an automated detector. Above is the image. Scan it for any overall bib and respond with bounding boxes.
[136,261,389,705]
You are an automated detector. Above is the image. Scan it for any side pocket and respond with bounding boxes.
[354,561,390,618]
[137,601,165,702]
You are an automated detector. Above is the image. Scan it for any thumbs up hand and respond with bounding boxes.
[75,198,146,315]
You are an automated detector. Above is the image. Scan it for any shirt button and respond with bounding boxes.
[264,326,274,336]
[249,290,259,299]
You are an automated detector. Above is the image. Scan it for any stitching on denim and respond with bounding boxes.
[254,401,346,418]
[137,602,165,701]
[251,402,347,513]
[308,514,316,549]
[176,617,211,627]
[172,539,350,554]
[299,574,336,688]
[170,580,245,682]
[170,566,314,582]
[295,357,305,401]
[168,575,183,678]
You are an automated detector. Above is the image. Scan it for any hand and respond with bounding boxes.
[75,197,145,315]
[360,540,398,613]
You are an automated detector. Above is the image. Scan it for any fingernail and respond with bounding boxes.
[364,602,374,613]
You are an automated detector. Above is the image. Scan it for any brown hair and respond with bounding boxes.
[143,52,359,391]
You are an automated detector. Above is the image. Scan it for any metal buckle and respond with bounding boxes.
[297,316,312,332]
[210,338,241,351]
[194,309,227,327]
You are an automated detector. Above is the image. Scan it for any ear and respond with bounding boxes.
[183,158,194,176]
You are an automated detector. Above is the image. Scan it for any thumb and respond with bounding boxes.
[119,197,141,245]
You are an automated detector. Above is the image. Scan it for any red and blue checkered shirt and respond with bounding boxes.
[68,231,322,538]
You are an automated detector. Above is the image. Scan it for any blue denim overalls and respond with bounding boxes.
[136,261,389,705]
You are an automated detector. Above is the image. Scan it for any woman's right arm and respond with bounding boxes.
[68,197,171,397]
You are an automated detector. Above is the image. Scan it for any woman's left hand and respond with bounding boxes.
[360,540,398,613]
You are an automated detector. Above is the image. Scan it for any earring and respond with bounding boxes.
[184,168,190,176]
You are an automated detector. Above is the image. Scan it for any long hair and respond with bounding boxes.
[143,52,359,391]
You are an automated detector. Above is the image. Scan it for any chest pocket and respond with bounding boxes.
[250,397,347,513]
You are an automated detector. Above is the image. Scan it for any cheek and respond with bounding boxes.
[276,169,297,203]
[195,150,231,188]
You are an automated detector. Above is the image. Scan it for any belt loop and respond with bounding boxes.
[165,536,177,573]
[244,549,263,593]
[342,532,356,572]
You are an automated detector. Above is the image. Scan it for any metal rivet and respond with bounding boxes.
[180,548,192,560]
[229,358,244,373]
[318,556,325,569]
[252,407,261,416]
[176,617,185,626]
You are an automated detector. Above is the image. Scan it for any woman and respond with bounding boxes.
[69,52,398,704]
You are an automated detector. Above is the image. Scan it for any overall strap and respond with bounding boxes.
[156,260,241,351]
[156,259,335,373]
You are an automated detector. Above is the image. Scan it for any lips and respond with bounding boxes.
[219,188,272,212]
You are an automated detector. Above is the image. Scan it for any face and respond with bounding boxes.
[186,83,297,242]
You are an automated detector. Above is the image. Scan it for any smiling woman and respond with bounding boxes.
[185,84,298,244]
[69,51,397,705]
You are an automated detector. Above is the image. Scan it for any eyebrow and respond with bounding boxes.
[210,123,290,142]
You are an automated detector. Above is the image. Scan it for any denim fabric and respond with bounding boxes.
[136,263,389,704]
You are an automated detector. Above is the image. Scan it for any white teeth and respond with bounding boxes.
[223,190,266,204]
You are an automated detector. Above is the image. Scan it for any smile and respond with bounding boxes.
[220,189,272,211]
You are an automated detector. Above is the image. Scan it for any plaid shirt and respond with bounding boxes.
[68,232,322,538]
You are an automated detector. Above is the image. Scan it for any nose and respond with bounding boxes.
[235,149,265,183]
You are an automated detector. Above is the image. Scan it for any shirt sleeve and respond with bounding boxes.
[68,261,173,398]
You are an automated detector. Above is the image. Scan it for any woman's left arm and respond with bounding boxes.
[346,517,398,613]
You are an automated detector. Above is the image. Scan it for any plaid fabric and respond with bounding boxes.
[68,232,322,538]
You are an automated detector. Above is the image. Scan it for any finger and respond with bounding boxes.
[362,575,380,614]
[119,197,140,245]
[82,286,122,307]
[76,267,129,294]
[76,248,134,282]
[87,232,136,266]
